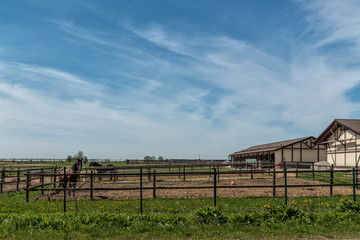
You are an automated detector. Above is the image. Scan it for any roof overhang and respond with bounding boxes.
[314,119,360,144]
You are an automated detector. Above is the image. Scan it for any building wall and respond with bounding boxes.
[274,143,326,166]
[232,141,326,167]
[326,128,360,166]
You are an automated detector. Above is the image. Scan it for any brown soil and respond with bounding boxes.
[34,175,354,201]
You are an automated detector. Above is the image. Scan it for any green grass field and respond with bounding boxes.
[1,163,360,239]
[1,190,360,239]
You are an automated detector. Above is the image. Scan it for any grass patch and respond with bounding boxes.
[298,170,355,186]
[1,191,360,239]
[1,199,360,239]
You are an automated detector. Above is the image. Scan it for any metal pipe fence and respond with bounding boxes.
[18,164,359,213]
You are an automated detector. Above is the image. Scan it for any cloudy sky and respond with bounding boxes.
[0,0,360,160]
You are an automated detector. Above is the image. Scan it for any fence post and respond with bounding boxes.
[183,165,186,181]
[41,168,44,196]
[330,165,334,196]
[284,167,287,205]
[312,163,315,181]
[90,169,93,200]
[153,169,156,199]
[148,166,151,182]
[213,168,217,207]
[140,167,143,214]
[26,171,30,202]
[113,167,116,183]
[16,168,20,192]
[53,167,57,189]
[250,164,253,179]
[356,166,359,190]
[296,162,298,178]
[63,167,66,213]
[50,167,53,184]
[273,168,276,197]
[0,168,5,194]
[353,168,356,202]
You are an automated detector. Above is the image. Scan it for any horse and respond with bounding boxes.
[89,162,118,181]
[59,158,83,196]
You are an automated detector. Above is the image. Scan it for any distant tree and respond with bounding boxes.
[144,156,152,160]
[66,155,73,162]
[151,156,156,160]
[75,151,84,159]
[158,156,164,161]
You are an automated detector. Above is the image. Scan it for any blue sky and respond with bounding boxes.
[1,0,360,159]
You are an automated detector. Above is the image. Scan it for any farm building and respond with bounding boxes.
[230,136,326,167]
[314,119,360,167]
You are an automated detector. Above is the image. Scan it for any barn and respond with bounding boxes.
[314,119,360,167]
[230,136,327,168]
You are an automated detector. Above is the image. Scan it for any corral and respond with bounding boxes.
[1,162,357,206]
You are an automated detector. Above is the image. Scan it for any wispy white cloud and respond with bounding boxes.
[301,0,360,47]
[121,10,360,139]
[1,1,360,159]
[120,21,190,57]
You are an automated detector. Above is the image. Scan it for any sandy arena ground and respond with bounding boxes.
[28,174,355,201]
[0,171,355,201]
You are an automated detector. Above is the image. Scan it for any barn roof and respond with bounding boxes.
[230,136,314,156]
[314,119,360,144]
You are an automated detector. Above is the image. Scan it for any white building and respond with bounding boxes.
[230,136,326,167]
[314,119,360,167]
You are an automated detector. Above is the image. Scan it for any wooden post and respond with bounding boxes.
[140,167,143,214]
[353,168,356,202]
[312,163,315,180]
[284,167,287,205]
[148,166,151,182]
[0,168,5,194]
[63,167,66,213]
[251,164,253,179]
[90,169,93,200]
[183,165,186,181]
[330,164,334,196]
[213,168,217,207]
[26,171,30,202]
[50,167,53,184]
[356,167,359,190]
[273,168,276,197]
[53,167,57,189]
[153,170,156,199]
[296,162,299,178]
[113,167,116,183]
[41,169,44,196]
[16,168,20,192]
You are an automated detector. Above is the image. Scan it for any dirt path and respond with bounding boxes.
[36,176,353,201]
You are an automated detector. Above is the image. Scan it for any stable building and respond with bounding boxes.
[314,119,360,167]
[230,136,326,167]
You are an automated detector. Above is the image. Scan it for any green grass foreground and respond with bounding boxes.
[1,192,360,239]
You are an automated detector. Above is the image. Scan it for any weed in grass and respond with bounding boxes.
[194,206,227,224]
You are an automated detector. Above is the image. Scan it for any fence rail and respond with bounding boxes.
[20,165,359,212]
[1,162,359,213]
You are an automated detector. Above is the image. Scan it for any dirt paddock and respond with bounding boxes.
[36,176,354,201]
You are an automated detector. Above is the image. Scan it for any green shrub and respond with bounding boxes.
[335,200,360,213]
[267,203,304,222]
[194,206,227,224]
[228,213,260,226]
